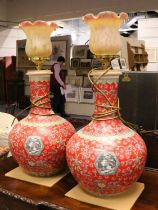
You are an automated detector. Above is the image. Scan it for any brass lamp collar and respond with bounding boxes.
[29,57,49,70]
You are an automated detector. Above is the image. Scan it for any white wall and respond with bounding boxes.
[138,18,158,71]
[0,28,25,57]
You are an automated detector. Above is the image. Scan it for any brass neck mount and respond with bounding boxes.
[29,57,48,70]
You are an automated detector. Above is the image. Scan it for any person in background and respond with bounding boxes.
[50,56,68,117]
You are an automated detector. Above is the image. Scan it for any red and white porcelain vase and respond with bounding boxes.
[9,70,75,176]
[66,70,147,196]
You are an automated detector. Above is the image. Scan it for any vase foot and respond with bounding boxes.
[80,184,128,197]
[23,168,65,177]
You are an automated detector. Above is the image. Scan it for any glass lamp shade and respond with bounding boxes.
[19,21,58,68]
[83,11,128,56]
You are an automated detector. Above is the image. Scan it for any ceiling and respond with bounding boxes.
[1,1,158,38]
[4,0,158,22]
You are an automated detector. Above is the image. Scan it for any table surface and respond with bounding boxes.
[0,157,158,210]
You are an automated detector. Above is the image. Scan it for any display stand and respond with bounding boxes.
[65,183,144,210]
[5,166,69,187]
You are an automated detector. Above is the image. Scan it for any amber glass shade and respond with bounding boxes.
[19,21,58,69]
[83,11,128,56]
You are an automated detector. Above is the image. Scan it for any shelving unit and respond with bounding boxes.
[127,42,148,71]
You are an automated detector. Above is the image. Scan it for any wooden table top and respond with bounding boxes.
[0,157,158,210]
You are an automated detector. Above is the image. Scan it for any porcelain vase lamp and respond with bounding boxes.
[9,21,75,176]
[66,11,147,196]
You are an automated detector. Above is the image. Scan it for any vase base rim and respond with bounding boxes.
[80,185,128,197]
[23,167,65,177]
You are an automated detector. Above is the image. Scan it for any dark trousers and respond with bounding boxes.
[51,85,66,116]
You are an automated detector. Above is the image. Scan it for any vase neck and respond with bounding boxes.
[27,70,54,116]
[93,75,119,120]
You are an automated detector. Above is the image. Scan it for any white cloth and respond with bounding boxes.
[60,87,65,95]
[54,63,64,87]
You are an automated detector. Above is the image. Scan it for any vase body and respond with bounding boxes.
[66,71,147,196]
[9,70,75,176]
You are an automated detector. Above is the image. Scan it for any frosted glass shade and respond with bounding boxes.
[83,11,128,56]
[19,21,58,59]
